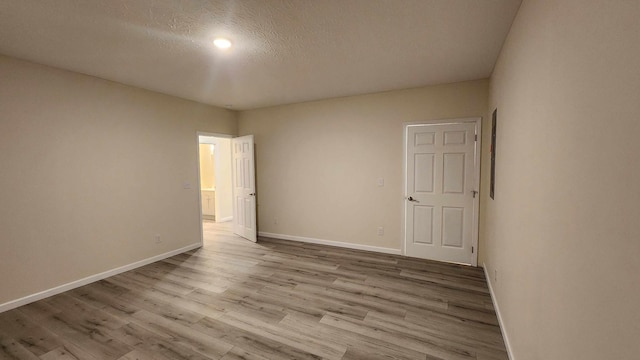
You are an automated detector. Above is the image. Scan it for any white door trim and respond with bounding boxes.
[401,117,481,266]
[196,131,233,246]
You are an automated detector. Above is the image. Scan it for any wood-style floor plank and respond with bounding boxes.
[0,221,507,359]
[0,337,40,360]
[0,310,61,356]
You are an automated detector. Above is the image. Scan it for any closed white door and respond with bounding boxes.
[232,135,257,242]
[404,121,479,265]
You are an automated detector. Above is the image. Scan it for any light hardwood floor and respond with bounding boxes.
[0,221,507,360]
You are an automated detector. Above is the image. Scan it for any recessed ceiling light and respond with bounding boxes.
[213,38,232,49]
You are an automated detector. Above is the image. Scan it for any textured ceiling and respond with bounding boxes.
[0,0,521,110]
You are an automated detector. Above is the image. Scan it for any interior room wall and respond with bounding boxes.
[0,55,237,307]
[238,79,489,253]
[484,0,640,358]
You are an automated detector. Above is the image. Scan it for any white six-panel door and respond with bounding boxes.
[232,135,257,242]
[404,121,479,265]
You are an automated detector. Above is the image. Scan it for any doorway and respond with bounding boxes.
[198,134,234,224]
[403,118,481,266]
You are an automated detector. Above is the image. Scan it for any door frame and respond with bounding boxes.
[196,131,233,246]
[401,117,482,266]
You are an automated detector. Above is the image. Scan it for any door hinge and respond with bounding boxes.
[472,246,474,254]
[474,134,478,141]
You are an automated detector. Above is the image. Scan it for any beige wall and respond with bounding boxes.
[484,0,640,359]
[238,80,489,252]
[0,55,236,305]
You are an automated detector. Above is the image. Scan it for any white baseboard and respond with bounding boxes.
[216,216,233,223]
[483,262,515,360]
[258,231,402,255]
[0,243,201,314]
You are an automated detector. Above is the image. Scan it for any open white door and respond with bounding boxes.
[232,135,257,242]
[404,120,480,265]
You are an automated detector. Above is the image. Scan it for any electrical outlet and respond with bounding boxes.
[155,234,162,244]
[273,218,278,225]
[377,178,385,187]
[377,227,384,236]
[494,269,498,282]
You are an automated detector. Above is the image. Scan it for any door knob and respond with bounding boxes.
[249,193,256,196]
[407,196,418,202]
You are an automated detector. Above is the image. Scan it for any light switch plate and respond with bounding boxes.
[183,182,192,189]
[377,178,384,187]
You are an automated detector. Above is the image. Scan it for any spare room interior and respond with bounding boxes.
[0,1,638,359]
